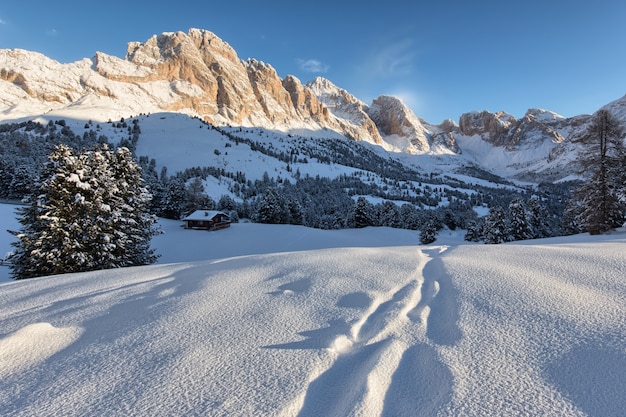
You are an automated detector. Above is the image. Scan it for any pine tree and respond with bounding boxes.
[287,199,303,225]
[507,198,532,241]
[562,199,585,235]
[419,219,437,244]
[255,187,287,224]
[398,203,419,230]
[108,147,161,267]
[161,177,188,219]
[353,196,373,228]
[483,206,508,244]
[443,210,457,231]
[217,195,236,212]
[9,195,46,278]
[379,201,401,228]
[185,177,212,213]
[464,219,483,242]
[9,145,160,279]
[570,109,626,234]
[527,197,549,238]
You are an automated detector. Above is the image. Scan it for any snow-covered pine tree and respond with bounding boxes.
[217,194,236,212]
[255,187,287,224]
[507,198,532,241]
[160,177,188,219]
[379,200,401,228]
[419,219,437,244]
[570,109,626,234]
[353,196,373,228]
[108,146,161,267]
[483,206,508,244]
[562,199,585,235]
[287,199,303,225]
[443,210,457,231]
[464,219,483,242]
[526,197,549,239]
[10,144,99,277]
[399,203,419,230]
[9,195,46,279]
[9,144,160,279]
[185,177,213,214]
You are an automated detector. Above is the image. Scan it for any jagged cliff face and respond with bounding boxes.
[364,95,459,154]
[306,77,384,145]
[117,29,333,127]
[457,108,597,151]
[0,30,387,148]
[0,29,460,153]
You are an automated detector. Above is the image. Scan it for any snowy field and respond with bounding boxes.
[0,203,625,416]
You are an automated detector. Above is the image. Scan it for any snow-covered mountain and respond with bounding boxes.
[2,28,626,183]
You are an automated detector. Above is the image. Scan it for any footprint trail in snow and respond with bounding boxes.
[280,245,460,417]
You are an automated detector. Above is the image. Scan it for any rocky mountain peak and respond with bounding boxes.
[126,29,239,66]
[366,95,433,153]
[459,110,515,142]
[458,108,570,149]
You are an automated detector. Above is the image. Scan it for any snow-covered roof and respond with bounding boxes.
[181,210,228,221]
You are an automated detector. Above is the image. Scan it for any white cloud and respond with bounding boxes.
[370,38,416,78]
[46,28,58,36]
[297,58,329,73]
[0,18,6,24]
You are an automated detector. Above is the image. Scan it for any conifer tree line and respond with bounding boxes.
[2,109,625,279]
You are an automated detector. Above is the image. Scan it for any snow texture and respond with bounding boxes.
[0,203,625,416]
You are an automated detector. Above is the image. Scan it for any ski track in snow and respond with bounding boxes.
[282,245,459,417]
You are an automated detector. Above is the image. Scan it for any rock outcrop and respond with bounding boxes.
[458,108,571,150]
[365,95,458,153]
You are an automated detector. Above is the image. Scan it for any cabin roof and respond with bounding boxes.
[181,210,229,222]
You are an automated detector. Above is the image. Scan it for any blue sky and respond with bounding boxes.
[1,0,625,124]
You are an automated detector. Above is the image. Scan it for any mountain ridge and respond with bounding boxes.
[1,28,626,183]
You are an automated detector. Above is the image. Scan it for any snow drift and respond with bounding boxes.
[1,207,624,416]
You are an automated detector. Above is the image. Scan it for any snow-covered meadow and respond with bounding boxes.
[0,203,625,416]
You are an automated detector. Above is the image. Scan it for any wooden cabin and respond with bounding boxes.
[182,210,231,231]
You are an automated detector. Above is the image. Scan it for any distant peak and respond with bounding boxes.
[306,77,343,94]
[525,108,565,121]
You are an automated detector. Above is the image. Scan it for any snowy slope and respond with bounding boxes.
[1,203,624,416]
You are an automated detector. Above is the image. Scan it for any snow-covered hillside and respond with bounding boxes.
[1,202,624,416]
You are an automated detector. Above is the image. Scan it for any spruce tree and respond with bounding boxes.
[419,219,437,244]
[483,206,508,244]
[507,198,532,241]
[161,177,188,219]
[287,199,303,225]
[527,197,549,238]
[185,177,212,214]
[353,196,373,228]
[108,147,161,267]
[570,109,626,234]
[464,219,483,242]
[255,187,287,224]
[9,145,160,279]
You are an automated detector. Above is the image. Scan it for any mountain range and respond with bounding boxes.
[2,28,626,184]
